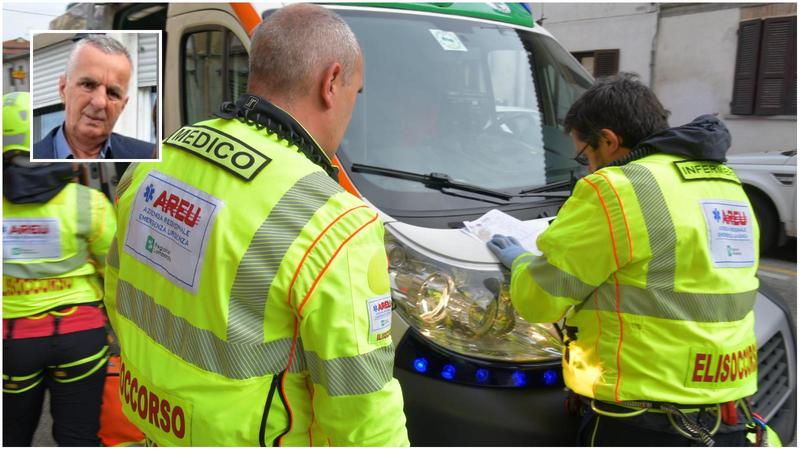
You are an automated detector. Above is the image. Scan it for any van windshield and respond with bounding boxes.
[335,9,593,216]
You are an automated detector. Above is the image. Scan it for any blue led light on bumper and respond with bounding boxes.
[400,332,563,387]
[511,370,527,387]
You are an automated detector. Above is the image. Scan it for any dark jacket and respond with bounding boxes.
[4,163,77,204]
[612,114,732,166]
[32,126,155,160]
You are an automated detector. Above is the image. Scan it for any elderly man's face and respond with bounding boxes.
[59,44,131,145]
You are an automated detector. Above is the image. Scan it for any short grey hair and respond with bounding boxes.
[248,4,361,101]
[65,34,132,80]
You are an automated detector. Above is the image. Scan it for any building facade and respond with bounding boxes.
[530,3,796,155]
[3,38,30,93]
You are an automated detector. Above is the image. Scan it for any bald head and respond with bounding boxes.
[248,4,362,104]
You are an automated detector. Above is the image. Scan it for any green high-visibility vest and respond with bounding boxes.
[3,183,115,318]
[105,111,409,446]
[511,154,759,404]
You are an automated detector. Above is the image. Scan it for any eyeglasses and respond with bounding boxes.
[573,142,591,166]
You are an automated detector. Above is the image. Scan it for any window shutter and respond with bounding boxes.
[593,50,619,78]
[731,19,762,115]
[137,33,158,87]
[755,16,795,115]
[32,39,74,109]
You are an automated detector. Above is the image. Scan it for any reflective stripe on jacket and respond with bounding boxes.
[104,114,409,446]
[510,153,759,404]
[3,183,115,318]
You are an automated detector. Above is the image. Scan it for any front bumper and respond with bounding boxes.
[394,290,796,445]
[394,331,578,445]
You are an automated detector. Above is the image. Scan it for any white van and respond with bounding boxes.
[51,3,796,445]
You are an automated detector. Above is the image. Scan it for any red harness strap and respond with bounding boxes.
[3,305,106,340]
[720,401,738,426]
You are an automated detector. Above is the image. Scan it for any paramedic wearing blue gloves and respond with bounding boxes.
[488,73,762,446]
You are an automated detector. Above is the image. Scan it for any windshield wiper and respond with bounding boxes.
[352,163,514,199]
[351,163,569,200]
[518,168,585,195]
[518,179,572,194]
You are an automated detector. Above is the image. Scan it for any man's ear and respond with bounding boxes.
[58,74,67,103]
[320,62,342,109]
[598,129,620,150]
[597,128,622,157]
[599,128,634,162]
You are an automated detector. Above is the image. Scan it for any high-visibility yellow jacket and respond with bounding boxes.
[510,154,759,404]
[104,96,409,446]
[4,182,116,318]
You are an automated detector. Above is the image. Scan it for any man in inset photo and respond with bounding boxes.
[33,34,155,159]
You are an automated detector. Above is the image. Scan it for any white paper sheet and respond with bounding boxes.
[463,209,550,255]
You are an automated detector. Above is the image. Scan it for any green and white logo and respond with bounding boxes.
[146,235,155,253]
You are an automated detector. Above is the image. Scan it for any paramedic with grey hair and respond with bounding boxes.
[104,4,409,445]
[33,34,154,159]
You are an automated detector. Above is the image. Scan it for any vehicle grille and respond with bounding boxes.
[752,333,791,421]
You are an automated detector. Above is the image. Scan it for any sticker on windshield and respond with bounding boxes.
[700,200,755,268]
[124,171,223,293]
[430,29,468,52]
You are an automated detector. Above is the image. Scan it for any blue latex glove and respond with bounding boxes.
[487,234,526,269]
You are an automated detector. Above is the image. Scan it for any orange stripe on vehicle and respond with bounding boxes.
[584,178,621,269]
[230,3,262,36]
[296,214,379,315]
[333,156,362,198]
[286,206,369,314]
[596,172,633,261]
[612,273,624,402]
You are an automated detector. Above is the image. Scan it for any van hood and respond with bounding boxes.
[386,220,500,264]
[385,216,552,265]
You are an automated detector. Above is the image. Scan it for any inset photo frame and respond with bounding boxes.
[30,30,162,161]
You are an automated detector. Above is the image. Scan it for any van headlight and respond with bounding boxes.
[386,231,562,362]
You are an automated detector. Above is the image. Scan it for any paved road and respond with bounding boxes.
[759,239,797,323]
[31,242,797,446]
